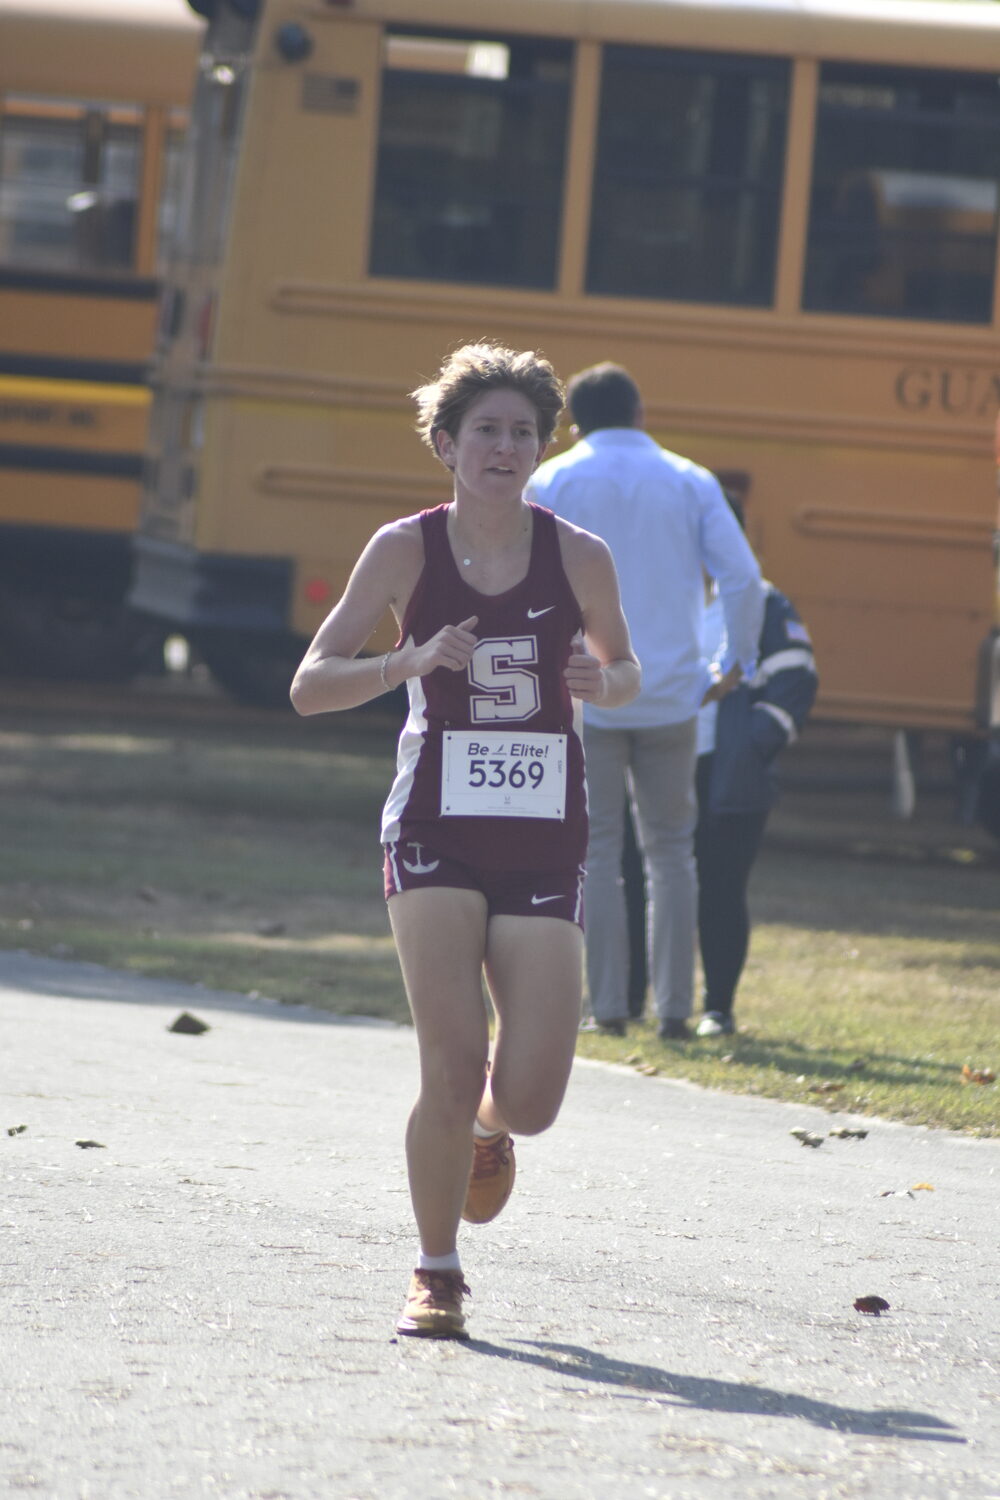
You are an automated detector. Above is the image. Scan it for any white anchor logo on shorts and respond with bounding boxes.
[401,842,440,875]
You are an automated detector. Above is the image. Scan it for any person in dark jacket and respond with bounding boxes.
[693,501,818,1036]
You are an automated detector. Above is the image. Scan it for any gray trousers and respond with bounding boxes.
[582,719,698,1025]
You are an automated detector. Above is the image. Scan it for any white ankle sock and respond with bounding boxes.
[417,1250,461,1272]
[473,1118,499,1139]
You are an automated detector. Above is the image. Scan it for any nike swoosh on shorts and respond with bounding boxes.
[530,893,562,905]
[527,606,554,619]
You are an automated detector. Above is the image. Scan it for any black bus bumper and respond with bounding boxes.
[129,536,293,633]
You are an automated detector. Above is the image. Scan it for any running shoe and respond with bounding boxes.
[696,1011,735,1037]
[461,1130,516,1224]
[395,1269,471,1340]
[580,1017,627,1037]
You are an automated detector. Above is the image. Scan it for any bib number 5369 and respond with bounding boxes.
[468,757,545,791]
[442,731,567,819]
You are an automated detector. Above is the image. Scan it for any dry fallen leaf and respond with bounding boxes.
[635,1063,660,1076]
[961,1064,996,1086]
[808,1081,845,1095]
[790,1128,824,1148]
[853,1295,890,1317]
[6,1124,27,1136]
[911,1182,935,1191]
[828,1126,868,1139]
[75,1139,106,1150]
[168,1012,210,1035]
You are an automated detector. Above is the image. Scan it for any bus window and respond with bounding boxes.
[369,29,572,289]
[803,64,1000,323]
[586,47,789,306]
[0,99,141,272]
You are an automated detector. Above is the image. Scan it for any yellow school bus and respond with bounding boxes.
[0,0,202,678]
[131,0,1000,820]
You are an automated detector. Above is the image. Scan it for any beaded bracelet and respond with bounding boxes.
[379,651,393,691]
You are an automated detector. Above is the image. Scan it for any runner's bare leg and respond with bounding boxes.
[480,915,583,1136]
[388,887,491,1257]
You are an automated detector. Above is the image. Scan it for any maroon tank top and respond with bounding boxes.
[381,502,587,872]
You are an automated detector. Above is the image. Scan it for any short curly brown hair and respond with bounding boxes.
[411,342,565,457]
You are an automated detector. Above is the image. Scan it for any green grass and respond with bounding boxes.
[575,856,999,1135]
[1,693,998,1135]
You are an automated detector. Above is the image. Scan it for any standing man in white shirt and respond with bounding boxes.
[528,363,764,1040]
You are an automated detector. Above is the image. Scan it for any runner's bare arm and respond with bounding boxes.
[290,521,478,714]
[557,524,640,708]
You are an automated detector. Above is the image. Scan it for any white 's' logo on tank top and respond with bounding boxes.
[468,637,540,723]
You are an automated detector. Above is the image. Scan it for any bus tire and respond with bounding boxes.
[0,588,166,682]
[975,754,1000,842]
[196,628,304,709]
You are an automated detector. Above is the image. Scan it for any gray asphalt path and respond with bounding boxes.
[2,950,998,1500]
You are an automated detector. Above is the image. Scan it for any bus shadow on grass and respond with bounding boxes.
[712,1038,980,1091]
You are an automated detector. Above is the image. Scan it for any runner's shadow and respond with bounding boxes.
[465,1339,964,1442]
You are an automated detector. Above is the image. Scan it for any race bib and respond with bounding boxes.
[441,730,567,820]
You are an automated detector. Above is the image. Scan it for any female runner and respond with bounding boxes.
[291,342,640,1338]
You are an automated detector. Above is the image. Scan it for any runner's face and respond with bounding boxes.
[438,389,544,502]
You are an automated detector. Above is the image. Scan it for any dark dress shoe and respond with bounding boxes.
[658,1019,691,1041]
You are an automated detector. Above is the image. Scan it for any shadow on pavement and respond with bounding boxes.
[464,1339,965,1443]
